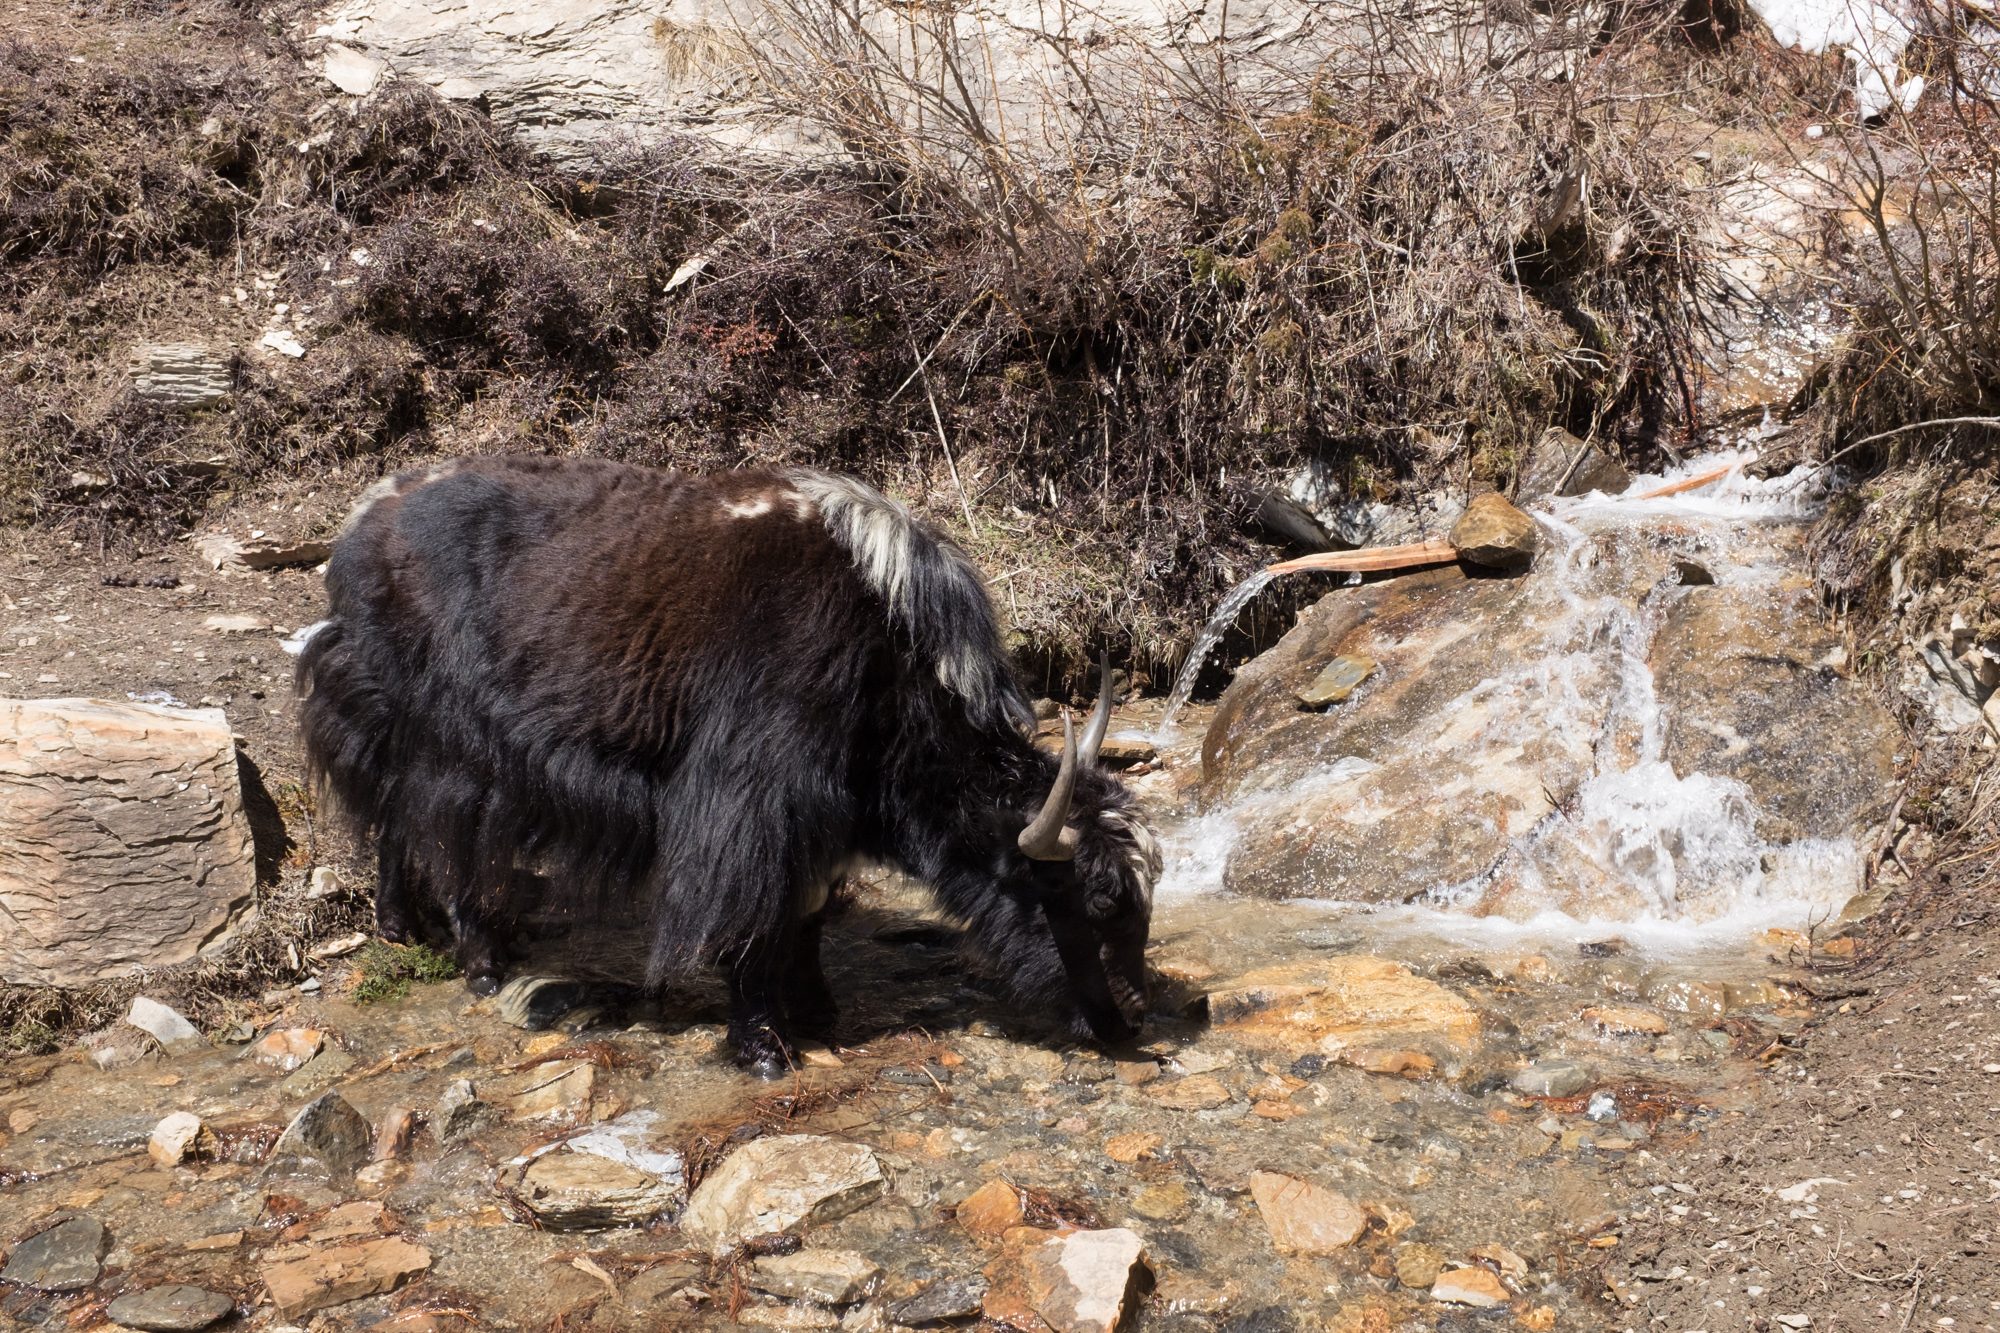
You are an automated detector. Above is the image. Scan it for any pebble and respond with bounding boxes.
[1431,1267,1510,1307]
[1247,1171,1365,1254]
[104,1284,235,1331]
[148,1111,214,1166]
[955,1178,1026,1238]
[1103,1132,1162,1163]
[0,1215,109,1292]
[1511,1059,1592,1098]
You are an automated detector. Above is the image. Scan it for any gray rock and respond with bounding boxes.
[126,997,204,1052]
[888,1274,988,1325]
[104,1284,235,1331]
[680,1135,885,1254]
[1517,426,1630,502]
[127,342,232,408]
[1510,1059,1591,1099]
[1,1216,109,1292]
[1297,655,1376,709]
[271,1091,373,1175]
[435,1078,494,1146]
[750,1250,882,1304]
[512,1150,680,1230]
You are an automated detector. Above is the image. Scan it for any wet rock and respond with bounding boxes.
[104,1283,235,1331]
[1393,1242,1444,1288]
[373,1107,416,1161]
[1097,735,1158,768]
[1,698,255,987]
[1247,1172,1365,1254]
[890,1274,988,1325]
[1431,1267,1509,1307]
[149,1111,215,1166]
[87,1025,159,1069]
[495,975,602,1030]
[280,1046,357,1099]
[956,1179,1026,1238]
[1469,1243,1529,1279]
[0,1215,109,1291]
[680,1135,885,1254]
[1517,427,1631,501]
[1131,1181,1191,1222]
[1450,493,1539,570]
[750,1250,882,1304]
[1206,958,1480,1059]
[1339,1047,1436,1079]
[194,532,332,572]
[126,997,204,1052]
[983,1228,1151,1333]
[1296,655,1376,709]
[251,1027,325,1071]
[494,1059,596,1120]
[1145,1075,1233,1111]
[260,1236,431,1317]
[1103,1132,1162,1164]
[738,1307,840,1329]
[271,1091,374,1175]
[1581,1005,1669,1036]
[1510,1060,1592,1098]
[512,1150,680,1230]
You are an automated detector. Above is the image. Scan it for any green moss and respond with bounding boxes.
[351,941,459,1004]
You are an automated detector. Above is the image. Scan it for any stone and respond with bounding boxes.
[193,532,333,572]
[889,1274,988,1325]
[203,613,269,634]
[1580,1006,1669,1036]
[1206,958,1481,1058]
[1517,426,1630,502]
[260,1236,432,1317]
[1144,1074,1232,1111]
[738,1307,839,1329]
[323,43,386,95]
[956,1179,1026,1238]
[1,699,255,986]
[1296,654,1376,709]
[1449,492,1540,569]
[1340,1047,1436,1079]
[1247,1171,1366,1254]
[374,1107,417,1161]
[104,1284,235,1331]
[127,342,233,407]
[679,1135,885,1254]
[251,1028,325,1071]
[0,1215,108,1291]
[1103,1132,1162,1164]
[494,975,600,1030]
[435,1078,493,1145]
[1130,1181,1191,1222]
[750,1250,882,1304]
[1393,1243,1444,1288]
[1510,1060,1591,1098]
[1468,1243,1528,1279]
[149,1111,215,1166]
[1096,735,1158,768]
[271,1091,374,1175]
[983,1228,1151,1333]
[1431,1267,1510,1307]
[126,997,203,1052]
[511,1151,678,1230]
[494,1059,596,1119]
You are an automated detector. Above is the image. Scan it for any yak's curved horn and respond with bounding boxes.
[1079,652,1113,769]
[1019,712,1081,861]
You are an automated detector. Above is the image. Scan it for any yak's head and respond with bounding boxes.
[984,662,1162,1047]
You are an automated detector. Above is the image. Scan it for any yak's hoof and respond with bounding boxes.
[731,1031,794,1080]
[377,919,412,945]
[465,970,502,998]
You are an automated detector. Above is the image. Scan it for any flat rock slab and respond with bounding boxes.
[0,698,254,986]
[104,1284,235,1330]
[890,1274,988,1325]
[1248,1171,1366,1255]
[512,1150,680,1230]
[680,1135,885,1254]
[1207,957,1481,1058]
[983,1227,1151,1333]
[749,1250,882,1304]
[261,1236,431,1317]
[1432,1266,1511,1307]
[1,1216,109,1291]
[195,532,331,571]
[126,996,203,1051]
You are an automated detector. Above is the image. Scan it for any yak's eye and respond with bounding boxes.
[1087,890,1118,920]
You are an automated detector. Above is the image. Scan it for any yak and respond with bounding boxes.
[296,455,1161,1074]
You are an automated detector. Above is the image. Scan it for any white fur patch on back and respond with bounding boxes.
[724,496,775,519]
[337,460,464,538]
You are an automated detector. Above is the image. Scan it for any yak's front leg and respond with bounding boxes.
[374,833,419,945]
[450,891,508,997]
[726,932,799,1079]
[783,902,840,1041]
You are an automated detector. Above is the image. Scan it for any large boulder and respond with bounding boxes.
[0,699,255,986]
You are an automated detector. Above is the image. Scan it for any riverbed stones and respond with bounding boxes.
[126,997,204,1051]
[260,1236,432,1316]
[1581,1005,1670,1036]
[1450,493,1540,569]
[271,1091,374,1175]
[1511,1059,1592,1098]
[956,1179,1026,1238]
[749,1250,881,1304]
[1,1215,109,1291]
[1393,1242,1445,1288]
[513,1150,680,1230]
[1,698,254,986]
[1431,1267,1510,1307]
[251,1027,325,1071]
[1206,957,1480,1059]
[494,1058,596,1120]
[1247,1171,1366,1254]
[103,1283,234,1331]
[890,1274,988,1325]
[680,1135,885,1253]
[1297,654,1376,709]
[983,1227,1151,1333]
[149,1111,215,1166]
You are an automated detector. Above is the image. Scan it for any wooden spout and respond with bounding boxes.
[1267,539,1461,577]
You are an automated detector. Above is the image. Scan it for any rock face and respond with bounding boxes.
[984,1228,1151,1333]
[0,1216,109,1291]
[0,698,255,986]
[1449,492,1540,569]
[1207,958,1481,1060]
[1247,1172,1366,1255]
[679,1135,885,1253]
[127,342,233,407]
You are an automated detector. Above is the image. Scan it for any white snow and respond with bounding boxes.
[1747,0,1924,118]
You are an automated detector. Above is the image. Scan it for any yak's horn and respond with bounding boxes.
[1019,713,1081,861]
[1079,652,1113,769]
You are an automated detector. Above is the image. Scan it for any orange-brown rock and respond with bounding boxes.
[261,1237,431,1317]
[1207,958,1480,1059]
[1247,1171,1366,1255]
[957,1179,1027,1239]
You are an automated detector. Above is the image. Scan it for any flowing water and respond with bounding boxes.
[1157,568,1279,730]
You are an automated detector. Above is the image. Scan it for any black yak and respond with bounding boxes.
[296,455,1161,1074]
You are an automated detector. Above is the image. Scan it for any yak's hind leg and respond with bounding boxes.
[782,885,842,1041]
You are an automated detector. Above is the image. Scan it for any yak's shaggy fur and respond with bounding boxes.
[297,455,1159,1066]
